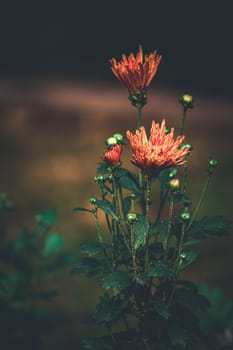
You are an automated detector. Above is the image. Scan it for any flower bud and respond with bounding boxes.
[180,212,191,222]
[105,136,118,148]
[89,196,97,205]
[112,133,125,144]
[130,192,137,199]
[209,158,218,168]
[128,92,147,108]
[169,178,180,190]
[179,94,195,109]
[169,168,178,179]
[181,143,193,151]
[94,175,104,183]
[126,212,138,224]
[179,252,187,259]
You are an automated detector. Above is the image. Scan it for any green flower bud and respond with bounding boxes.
[180,212,191,222]
[89,196,97,205]
[126,212,138,224]
[128,92,147,108]
[112,133,125,144]
[180,252,187,259]
[130,192,137,199]
[94,175,104,183]
[209,158,218,168]
[105,136,117,148]
[181,143,193,151]
[165,128,170,135]
[169,168,178,179]
[107,174,113,183]
[179,94,195,109]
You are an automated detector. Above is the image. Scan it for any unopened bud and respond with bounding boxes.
[179,94,194,109]
[89,196,97,205]
[209,158,218,168]
[169,178,180,190]
[126,212,138,224]
[105,136,117,148]
[112,133,125,144]
[181,143,193,151]
[180,212,191,222]
[94,175,104,183]
[169,168,178,179]
[128,92,147,108]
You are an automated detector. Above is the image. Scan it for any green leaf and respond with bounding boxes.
[82,337,113,350]
[102,271,131,295]
[188,216,232,238]
[122,196,131,216]
[42,233,64,255]
[149,260,174,278]
[153,301,171,319]
[93,293,128,324]
[80,242,108,257]
[174,287,210,312]
[118,168,140,193]
[8,229,35,253]
[178,250,200,271]
[96,199,120,222]
[73,207,93,213]
[29,290,59,301]
[71,257,106,277]
[134,215,153,250]
[168,322,188,347]
[35,208,59,228]
[183,238,205,246]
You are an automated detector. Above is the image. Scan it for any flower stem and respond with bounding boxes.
[136,104,143,129]
[130,224,137,278]
[179,107,187,135]
[187,171,212,231]
[164,198,174,260]
[144,176,151,273]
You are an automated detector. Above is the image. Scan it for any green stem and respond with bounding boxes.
[179,107,187,135]
[130,224,137,278]
[175,223,186,272]
[187,172,212,231]
[144,176,151,273]
[94,211,104,243]
[152,188,169,231]
[137,104,143,129]
[164,198,174,260]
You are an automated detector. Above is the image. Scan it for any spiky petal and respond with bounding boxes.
[126,119,190,177]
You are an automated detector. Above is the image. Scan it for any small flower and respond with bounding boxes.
[102,144,123,165]
[110,46,162,95]
[179,94,195,109]
[169,178,180,190]
[126,119,190,177]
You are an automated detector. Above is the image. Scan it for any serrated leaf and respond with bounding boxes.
[71,257,106,277]
[80,242,108,256]
[73,207,93,213]
[93,293,128,324]
[188,216,232,238]
[42,233,64,256]
[102,271,131,295]
[149,260,174,278]
[178,250,200,271]
[95,199,120,222]
[35,208,59,227]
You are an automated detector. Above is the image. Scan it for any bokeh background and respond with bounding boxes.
[0,1,232,349]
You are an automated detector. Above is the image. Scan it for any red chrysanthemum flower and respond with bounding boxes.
[126,119,190,177]
[102,144,123,165]
[110,46,162,94]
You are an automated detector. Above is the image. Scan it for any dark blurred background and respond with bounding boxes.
[0,1,232,349]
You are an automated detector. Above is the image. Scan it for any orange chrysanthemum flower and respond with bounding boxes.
[126,119,190,177]
[110,46,162,94]
[102,144,123,165]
